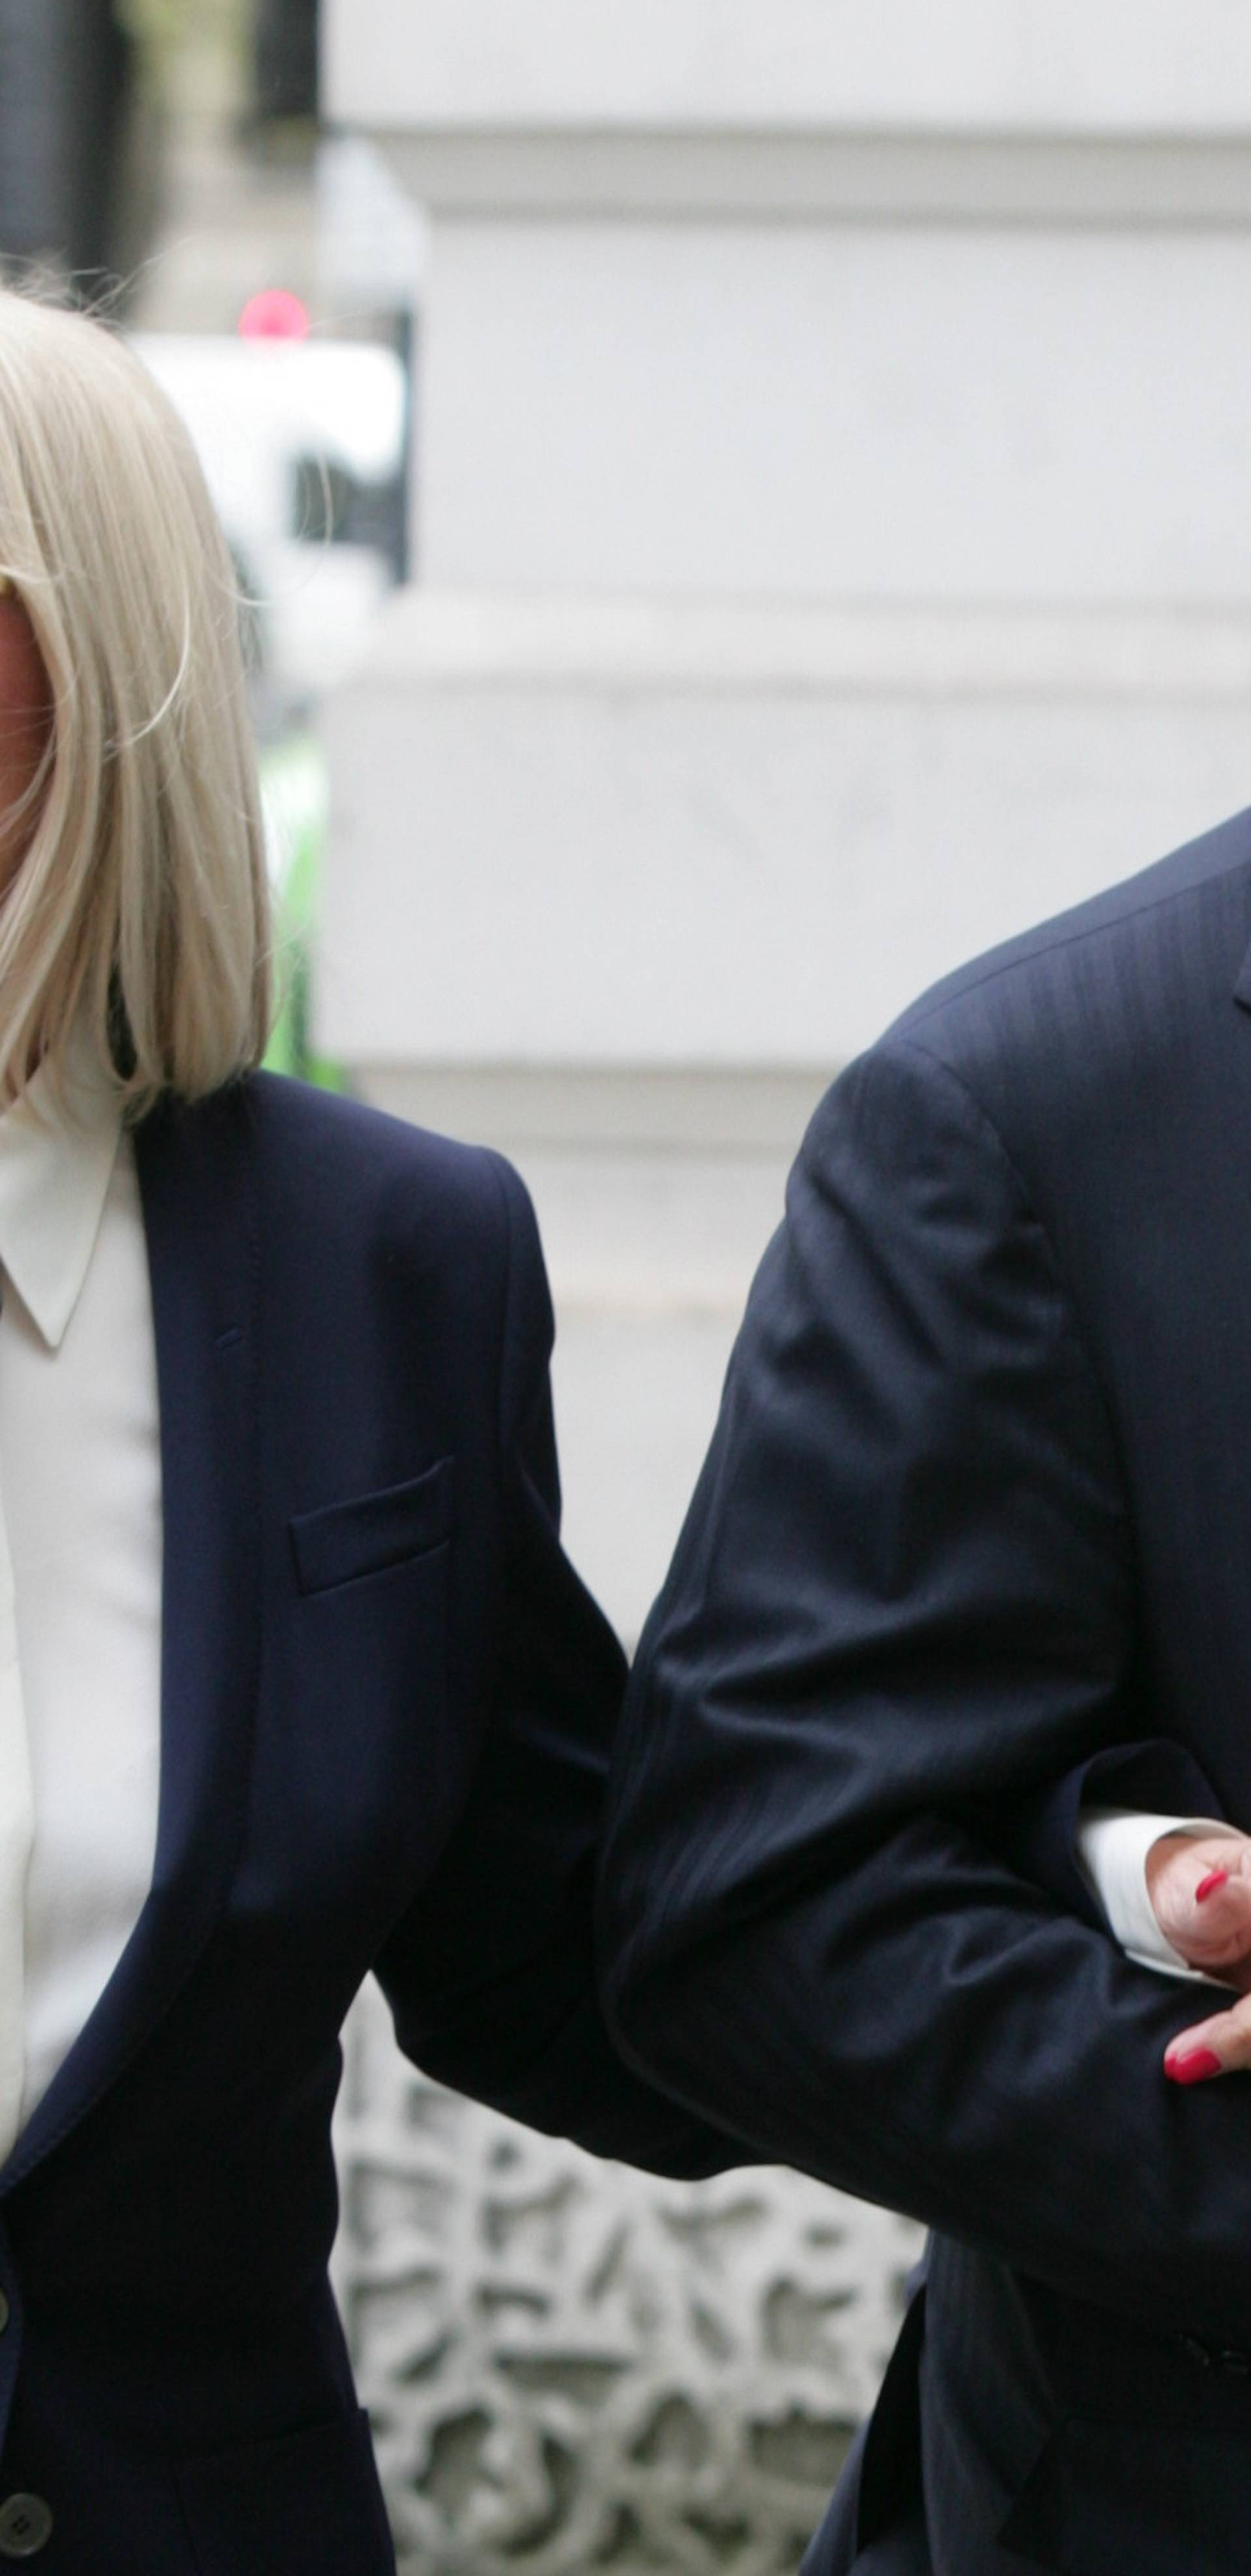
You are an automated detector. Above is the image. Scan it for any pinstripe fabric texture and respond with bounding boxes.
[601,804,1251,2573]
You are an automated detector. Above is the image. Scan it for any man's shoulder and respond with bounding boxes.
[889,802,1251,1069]
[835,804,1251,1216]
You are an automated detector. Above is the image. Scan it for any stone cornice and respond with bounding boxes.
[371,130,1251,227]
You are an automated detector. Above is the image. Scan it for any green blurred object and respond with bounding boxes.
[260,731,348,1092]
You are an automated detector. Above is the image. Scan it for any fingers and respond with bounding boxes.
[1147,1831,1251,1982]
[1165,1991,1251,2084]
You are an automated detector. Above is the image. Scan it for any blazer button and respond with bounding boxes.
[0,2495,52,2556]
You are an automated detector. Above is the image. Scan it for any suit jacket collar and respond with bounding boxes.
[1,1083,263,2193]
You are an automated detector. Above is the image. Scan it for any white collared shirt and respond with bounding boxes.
[0,1044,161,2150]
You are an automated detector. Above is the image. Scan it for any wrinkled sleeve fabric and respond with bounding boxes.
[597,1036,1251,2339]
[375,1157,734,2178]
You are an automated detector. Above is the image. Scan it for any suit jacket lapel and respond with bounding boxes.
[2,1085,263,2191]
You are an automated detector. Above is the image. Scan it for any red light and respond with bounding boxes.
[239,289,311,343]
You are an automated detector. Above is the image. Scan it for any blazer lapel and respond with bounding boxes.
[2,1085,263,2191]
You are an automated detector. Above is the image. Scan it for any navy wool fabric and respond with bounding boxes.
[0,1074,729,2574]
[599,806,1251,2576]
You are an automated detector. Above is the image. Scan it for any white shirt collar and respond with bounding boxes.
[0,1028,122,1350]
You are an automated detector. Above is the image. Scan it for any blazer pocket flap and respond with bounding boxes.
[999,2414,1251,2574]
[291,1457,454,1595]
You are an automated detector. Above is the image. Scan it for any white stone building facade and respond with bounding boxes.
[319,10,1251,2565]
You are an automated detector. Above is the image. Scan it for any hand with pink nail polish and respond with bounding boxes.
[1145,1828,1251,2082]
[1146,1830,1251,1985]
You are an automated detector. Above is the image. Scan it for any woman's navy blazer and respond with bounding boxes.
[0,1072,721,2573]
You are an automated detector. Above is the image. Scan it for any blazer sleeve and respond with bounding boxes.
[597,1034,1251,2344]
[373,1155,736,2180]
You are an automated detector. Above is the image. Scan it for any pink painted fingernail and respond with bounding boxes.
[1196,1868,1229,1904]
[1165,2046,1224,2085]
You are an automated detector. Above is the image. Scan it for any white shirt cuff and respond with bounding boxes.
[1075,1807,1231,1984]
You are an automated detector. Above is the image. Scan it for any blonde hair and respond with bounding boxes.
[0,288,270,1115]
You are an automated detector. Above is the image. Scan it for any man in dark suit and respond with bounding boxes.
[598,804,1251,2574]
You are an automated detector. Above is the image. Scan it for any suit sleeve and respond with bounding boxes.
[597,1034,1251,2341]
[373,1156,736,2178]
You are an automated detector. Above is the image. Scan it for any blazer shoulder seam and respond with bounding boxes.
[482,1147,524,1485]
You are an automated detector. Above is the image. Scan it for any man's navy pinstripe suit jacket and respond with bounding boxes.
[601,806,1251,2576]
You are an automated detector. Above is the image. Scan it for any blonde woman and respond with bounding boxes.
[0,289,724,2574]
